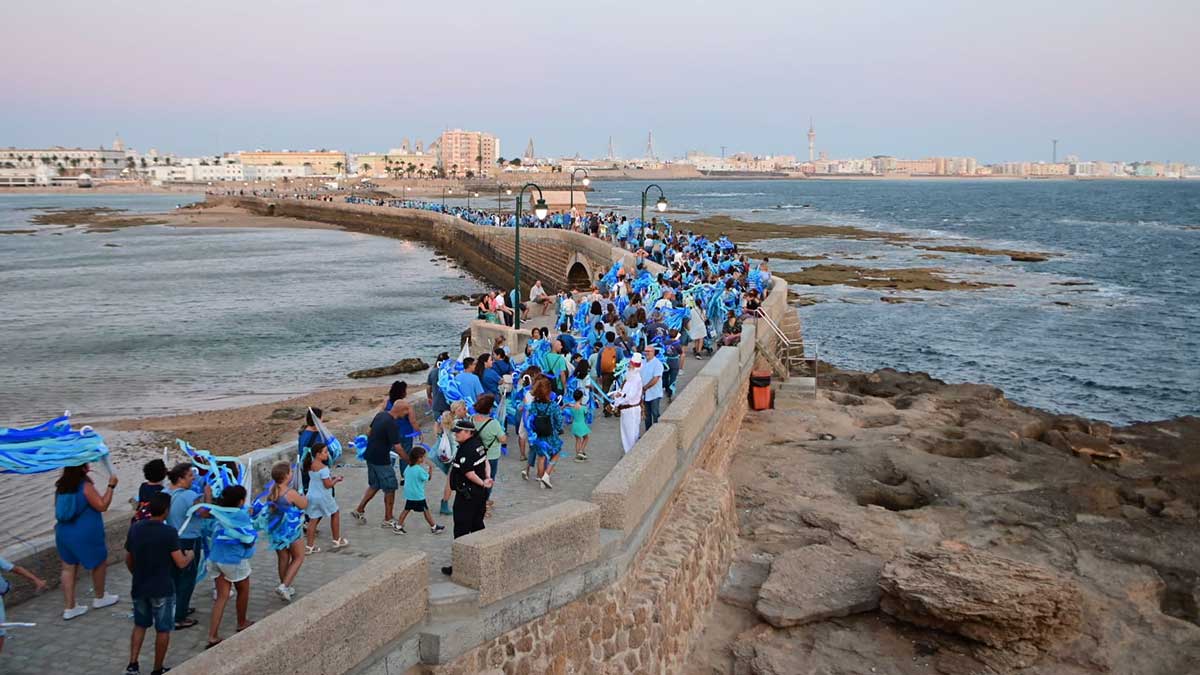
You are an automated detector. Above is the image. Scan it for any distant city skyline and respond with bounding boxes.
[2,1,1197,163]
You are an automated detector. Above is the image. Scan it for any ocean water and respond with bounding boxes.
[0,193,484,425]
[593,179,1200,423]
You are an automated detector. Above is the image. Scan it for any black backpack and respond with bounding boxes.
[532,405,554,437]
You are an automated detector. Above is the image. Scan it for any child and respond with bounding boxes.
[0,556,48,654]
[395,446,446,535]
[262,463,307,602]
[303,443,348,554]
[206,486,255,649]
[570,389,591,461]
[133,459,168,523]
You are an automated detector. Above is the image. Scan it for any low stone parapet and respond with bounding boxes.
[591,423,680,535]
[172,549,428,675]
[699,347,741,403]
[659,376,717,456]
[451,500,600,606]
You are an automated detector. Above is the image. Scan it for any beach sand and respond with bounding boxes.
[0,382,417,552]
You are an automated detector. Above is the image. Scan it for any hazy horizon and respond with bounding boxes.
[2,0,1198,163]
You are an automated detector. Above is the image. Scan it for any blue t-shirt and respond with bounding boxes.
[402,464,430,501]
[124,520,180,599]
[365,410,400,466]
[0,555,13,595]
[642,357,665,401]
[166,487,202,540]
[481,368,502,397]
[455,371,485,402]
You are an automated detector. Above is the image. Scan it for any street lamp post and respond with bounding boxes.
[442,186,452,208]
[497,184,512,212]
[569,168,590,211]
[640,183,668,224]
[467,191,478,210]
[513,183,549,330]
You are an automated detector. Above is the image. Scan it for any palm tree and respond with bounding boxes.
[476,153,483,177]
[139,158,147,168]
[451,164,459,179]
[406,163,416,178]
[334,161,344,175]
[361,163,371,173]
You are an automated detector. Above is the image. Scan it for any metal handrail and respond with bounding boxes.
[754,307,792,346]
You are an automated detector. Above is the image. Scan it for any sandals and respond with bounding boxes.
[304,545,322,555]
[236,621,255,632]
[331,538,350,550]
[175,618,199,630]
[205,639,223,650]
[350,510,366,523]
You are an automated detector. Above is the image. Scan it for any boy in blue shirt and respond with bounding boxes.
[0,556,48,654]
[395,446,446,535]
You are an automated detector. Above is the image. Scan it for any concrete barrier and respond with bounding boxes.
[699,347,740,403]
[172,549,428,675]
[591,423,679,535]
[658,376,717,456]
[451,500,600,606]
[740,323,757,369]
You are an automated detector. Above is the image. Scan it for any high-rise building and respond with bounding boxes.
[437,129,500,177]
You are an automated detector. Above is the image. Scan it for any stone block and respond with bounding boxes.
[658,376,716,456]
[699,347,739,403]
[755,545,882,627]
[591,424,679,535]
[452,500,600,606]
[738,323,757,370]
[172,550,427,675]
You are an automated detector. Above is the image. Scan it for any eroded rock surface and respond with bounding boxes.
[756,545,883,627]
[879,544,1082,649]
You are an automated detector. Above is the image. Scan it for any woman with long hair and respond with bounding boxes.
[54,463,119,620]
[525,376,563,489]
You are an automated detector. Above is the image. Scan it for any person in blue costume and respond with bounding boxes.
[524,376,563,489]
[54,463,120,621]
[261,462,307,603]
[204,486,256,649]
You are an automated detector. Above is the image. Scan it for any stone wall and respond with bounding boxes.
[215,197,616,294]
[424,466,738,675]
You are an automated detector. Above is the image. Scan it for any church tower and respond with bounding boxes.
[807,119,815,162]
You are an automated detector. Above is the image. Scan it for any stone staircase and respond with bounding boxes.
[754,307,818,395]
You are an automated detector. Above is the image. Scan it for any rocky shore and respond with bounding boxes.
[691,367,1199,674]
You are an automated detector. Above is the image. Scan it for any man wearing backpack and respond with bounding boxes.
[597,332,623,414]
[612,353,644,454]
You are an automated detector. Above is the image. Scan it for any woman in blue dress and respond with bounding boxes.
[54,463,120,620]
[525,376,563,490]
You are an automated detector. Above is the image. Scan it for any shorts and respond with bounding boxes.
[210,559,252,583]
[366,463,398,492]
[132,595,175,632]
[404,499,428,513]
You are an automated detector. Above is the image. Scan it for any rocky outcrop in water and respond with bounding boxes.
[347,358,429,379]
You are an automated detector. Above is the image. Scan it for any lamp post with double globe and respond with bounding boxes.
[513,183,549,329]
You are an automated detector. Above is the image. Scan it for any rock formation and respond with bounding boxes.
[879,543,1082,649]
[347,358,429,379]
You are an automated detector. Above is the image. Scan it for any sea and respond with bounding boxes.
[1,181,1197,429]
[590,179,1200,424]
[0,193,485,426]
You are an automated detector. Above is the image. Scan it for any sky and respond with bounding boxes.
[2,0,1198,163]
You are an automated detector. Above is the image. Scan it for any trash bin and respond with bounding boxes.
[750,369,773,410]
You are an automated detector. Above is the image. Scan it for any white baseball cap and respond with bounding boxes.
[631,353,644,365]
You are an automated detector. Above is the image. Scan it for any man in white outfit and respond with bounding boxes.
[613,353,644,454]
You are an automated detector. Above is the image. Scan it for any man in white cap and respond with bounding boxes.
[612,353,644,453]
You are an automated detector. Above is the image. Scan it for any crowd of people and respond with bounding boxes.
[3,193,774,673]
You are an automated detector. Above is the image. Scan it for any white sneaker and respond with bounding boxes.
[540,475,553,489]
[92,593,119,609]
[63,604,89,620]
[275,584,292,602]
[286,586,296,601]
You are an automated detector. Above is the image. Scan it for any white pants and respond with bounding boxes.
[620,407,641,453]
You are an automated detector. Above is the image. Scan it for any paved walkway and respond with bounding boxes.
[1,349,705,674]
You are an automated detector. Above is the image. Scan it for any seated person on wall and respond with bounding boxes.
[528,280,553,316]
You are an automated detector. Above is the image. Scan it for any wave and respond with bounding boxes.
[1056,217,1199,232]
